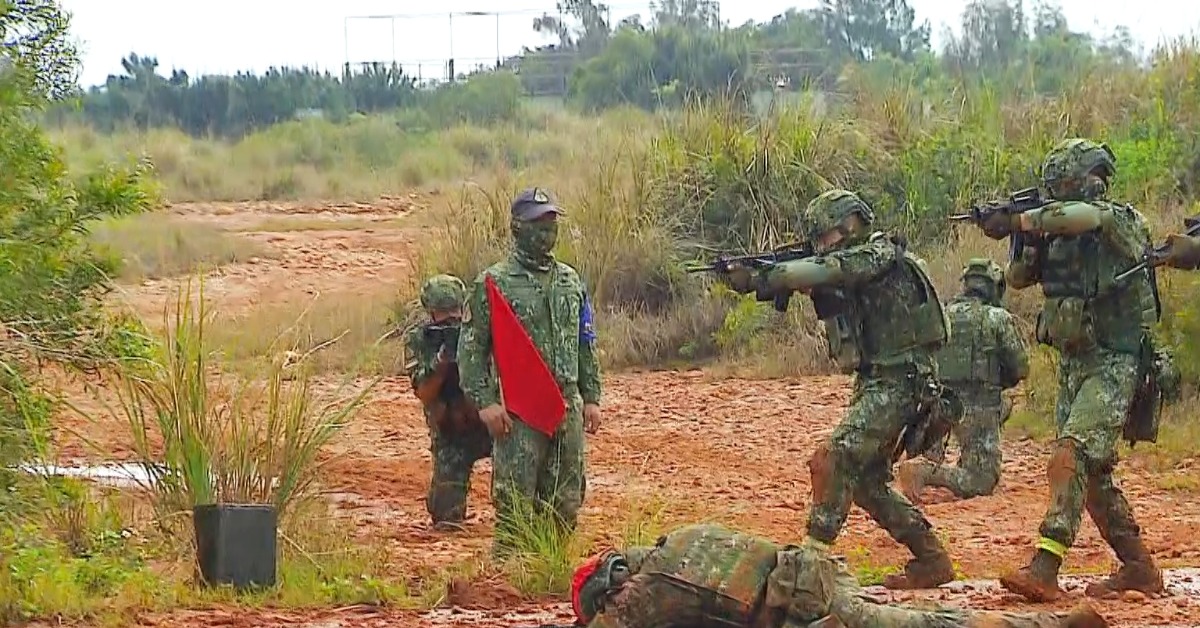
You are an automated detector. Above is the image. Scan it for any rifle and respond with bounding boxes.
[684,240,816,312]
[1114,214,1200,283]
[948,186,1052,267]
[422,322,461,364]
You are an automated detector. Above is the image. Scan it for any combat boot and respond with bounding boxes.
[999,549,1063,602]
[897,460,931,504]
[882,530,955,589]
[1083,536,1163,598]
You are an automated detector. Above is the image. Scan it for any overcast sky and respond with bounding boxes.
[60,0,1200,87]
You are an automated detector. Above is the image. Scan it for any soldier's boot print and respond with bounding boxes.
[881,529,955,589]
[1083,536,1163,598]
[999,549,1064,602]
[896,460,931,504]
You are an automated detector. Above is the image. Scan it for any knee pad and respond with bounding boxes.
[808,443,835,503]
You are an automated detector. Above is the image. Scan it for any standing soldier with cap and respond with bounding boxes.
[457,187,603,557]
[404,273,492,531]
[899,258,1029,502]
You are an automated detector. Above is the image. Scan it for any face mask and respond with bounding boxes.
[513,219,559,261]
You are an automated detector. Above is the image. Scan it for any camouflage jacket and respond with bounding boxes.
[1008,199,1157,356]
[935,295,1029,406]
[613,524,783,627]
[804,232,948,373]
[457,253,602,409]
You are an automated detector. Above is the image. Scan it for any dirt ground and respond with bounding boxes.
[55,198,1200,627]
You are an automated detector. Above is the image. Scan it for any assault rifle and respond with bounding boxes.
[948,186,1052,265]
[1114,214,1200,282]
[422,322,461,364]
[684,240,816,312]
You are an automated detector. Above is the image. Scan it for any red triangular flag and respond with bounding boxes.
[484,273,568,436]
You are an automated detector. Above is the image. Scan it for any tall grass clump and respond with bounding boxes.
[110,279,377,528]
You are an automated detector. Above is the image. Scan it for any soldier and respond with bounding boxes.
[716,189,961,590]
[404,274,492,531]
[569,523,1108,628]
[457,187,603,557]
[898,258,1029,502]
[976,138,1176,602]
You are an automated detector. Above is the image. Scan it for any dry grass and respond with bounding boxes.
[89,213,274,282]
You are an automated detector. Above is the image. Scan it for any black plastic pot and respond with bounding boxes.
[193,503,278,590]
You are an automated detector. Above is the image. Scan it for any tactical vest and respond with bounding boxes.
[935,297,1003,391]
[638,524,781,626]
[813,233,949,373]
[1037,201,1156,355]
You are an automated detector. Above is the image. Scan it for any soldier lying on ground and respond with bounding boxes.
[566,523,1107,628]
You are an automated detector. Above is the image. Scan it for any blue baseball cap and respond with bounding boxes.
[511,187,564,221]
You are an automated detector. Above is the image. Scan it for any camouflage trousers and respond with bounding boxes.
[806,364,941,557]
[426,419,492,525]
[1038,347,1143,557]
[585,569,1081,628]
[916,399,1007,499]
[826,590,1090,628]
[491,390,586,557]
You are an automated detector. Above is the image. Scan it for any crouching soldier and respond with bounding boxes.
[899,258,1029,502]
[404,274,492,530]
[568,523,1107,628]
[568,523,1104,628]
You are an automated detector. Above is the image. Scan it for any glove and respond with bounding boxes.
[718,262,759,294]
[1163,233,1200,269]
[981,210,1019,240]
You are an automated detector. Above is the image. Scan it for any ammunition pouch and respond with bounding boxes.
[1036,296,1097,353]
[898,376,963,461]
[1124,335,1181,447]
[823,315,863,374]
[813,288,861,373]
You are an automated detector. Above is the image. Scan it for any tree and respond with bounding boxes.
[1,0,159,485]
[817,0,931,62]
[944,0,1028,72]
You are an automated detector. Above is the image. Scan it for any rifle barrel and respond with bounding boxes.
[1114,260,1149,283]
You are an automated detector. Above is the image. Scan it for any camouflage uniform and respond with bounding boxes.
[571,524,1107,628]
[719,190,960,590]
[457,187,602,556]
[983,139,1175,602]
[899,259,1029,501]
[404,274,492,528]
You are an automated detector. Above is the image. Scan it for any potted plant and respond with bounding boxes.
[116,280,374,591]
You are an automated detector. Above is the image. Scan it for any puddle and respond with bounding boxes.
[18,462,165,487]
[18,462,282,490]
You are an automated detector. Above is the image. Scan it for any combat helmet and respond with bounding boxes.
[570,549,630,624]
[1041,138,1116,199]
[800,189,876,250]
[961,257,1005,304]
[419,274,466,312]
